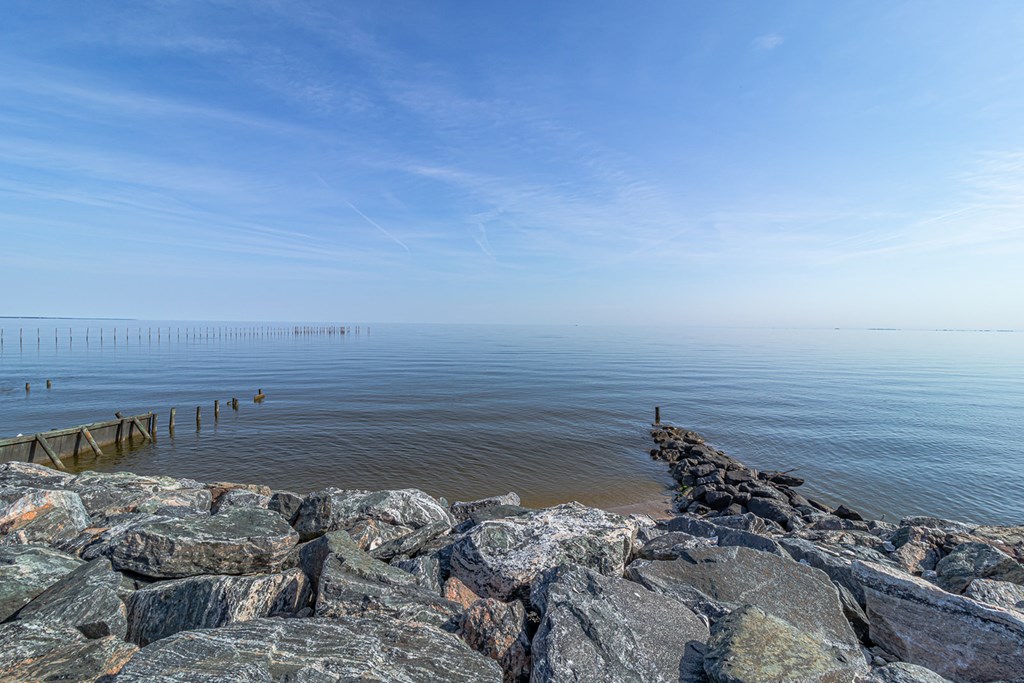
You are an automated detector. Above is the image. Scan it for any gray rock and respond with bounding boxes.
[114,616,502,682]
[212,487,271,514]
[450,492,522,522]
[972,524,1024,562]
[779,537,894,605]
[637,531,715,560]
[853,559,1024,682]
[110,507,298,578]
[0,619,137,682]
[369,519,450,562]
[126,568,310,645]
[394,553,446,594]
[857,662,955,683]
[268,490,303,524]
[16,558,126,639]
[346,517,414,550]
[531,563,708,683]
[458,598,529,683]
[746,497,797,529]
[451,502,636,600]
[315,553,463,628]
[964,577,1024,613]
[0,544,82,621]
[294,487,454,541]
[704,605,866,683]
[297,530,364,589]
[0,461,74,489]
[0,486,91,545]
[626,545,860,656]
[68,471,210,521]
[934,541,1024,594]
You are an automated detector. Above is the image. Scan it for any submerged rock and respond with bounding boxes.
[853,559,1024,682]
[110,507,298,578]
[126,568,310,645]
[0,619,137,682]
[450,502,636,600]
[703,605,867,683]
[0,486,91,545]
[113,616,503,682]
[530,563,708,683]
[293,487,453,541]
[0,544,82,621]
[15,558,126,639]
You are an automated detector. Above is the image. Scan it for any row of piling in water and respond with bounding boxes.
[0,324,367,349]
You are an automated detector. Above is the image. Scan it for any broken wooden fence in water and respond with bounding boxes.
[0,412,156,471]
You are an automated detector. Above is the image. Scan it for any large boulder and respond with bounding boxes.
[68,471,209,521]
[964,577,1024,614]
[15,558,127,639]
[0,544,82,620]
[450,502,637,600]
[458,597,530,683]
[530,563,708,683]
[0,619,137,682]
[450,493,522,523]
[0,461,74,489]
[704,605,867,683]
[934,542,1024,594]
[779,536,894,606]
[858,663,955,683]
[293,487,453,541]
[852,560,1024,682]
[626,546,860,656]
[0,486,91,545]
[112,616,503,682]
[110,507,298,578]
[126,568,310,645]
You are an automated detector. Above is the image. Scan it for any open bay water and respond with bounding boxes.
[0,319,1021,525]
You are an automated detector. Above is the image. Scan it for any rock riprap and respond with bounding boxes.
[1,423,1021,683]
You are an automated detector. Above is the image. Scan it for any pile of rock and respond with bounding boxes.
[1,422,1022,682]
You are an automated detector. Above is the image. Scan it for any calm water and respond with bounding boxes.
[0,320,1021,525]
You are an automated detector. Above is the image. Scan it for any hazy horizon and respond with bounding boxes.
[3,2,1023,328]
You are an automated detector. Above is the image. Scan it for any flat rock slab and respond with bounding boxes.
[0,461,75,489]
[126,568,310,645]
[0,619,137,682]
[853,560,1024,683]
[857,663,955,683]
[450,493,522,523]
[964,577,1024,613]
[626,545,859,654]
[0,485,91,545]
[450,502,637,600]
[704,605,866,683]
[0,544,82,621]
[531,564,708,683]
[112,616,503,682]
[110,507,298,578]
[16,557,127,639]
[294,487,453,541]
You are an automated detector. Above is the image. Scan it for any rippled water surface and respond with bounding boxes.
[1,320,1021,524]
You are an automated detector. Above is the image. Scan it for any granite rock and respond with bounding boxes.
[268,490,303,524]
[934,541,1024,594]
[857,662,955,683]
[0,544,82,621]
[0,461,74,489]
[16,557,126,639]
[294,487,454,541]
[0,619,137,682]
[212,487,271,514]
[963,577,1024,613]
[458,598,530,683]
[0,486,91,545]
[369,519,450,562]
[450,493,522,523]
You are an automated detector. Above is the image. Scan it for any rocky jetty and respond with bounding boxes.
[0,424,1021,682]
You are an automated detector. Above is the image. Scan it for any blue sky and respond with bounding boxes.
[2,1,1023,327]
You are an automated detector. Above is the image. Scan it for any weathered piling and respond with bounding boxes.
[655,406,661,425]
[81,428,104,456]
[34,434,66,470]
[195,406,201,429]
[214,400,220,420]
[169,407,176,433]
[46,379,52,389]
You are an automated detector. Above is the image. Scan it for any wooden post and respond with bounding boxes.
[195,406,201,429]
[214,400,220,420]
[655,406,661,425]
[131,416,153,442]
[24,382,29,392]
[81,428,104,456]
[169,407,176,432]
[114,412,125,443]
[46,379,52,389]
[35,434,66,470]
[150,413,157,439]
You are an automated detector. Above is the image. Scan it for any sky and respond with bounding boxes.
[1,1,1023,327]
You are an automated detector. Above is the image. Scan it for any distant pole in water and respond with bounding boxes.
[196,406,201,429]
[46,379,52,389]
[169,407,176,433]
[214,400,220,420]
[25,382,29,392]
[655,406,661,425]
[232,397,239,410]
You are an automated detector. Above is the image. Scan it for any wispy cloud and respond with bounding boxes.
[342,200,410,253]
[753,33,784,51]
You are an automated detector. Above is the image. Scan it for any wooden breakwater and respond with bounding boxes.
[0,412,156,470]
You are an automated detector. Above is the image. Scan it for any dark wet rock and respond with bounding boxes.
[126,568,310,645]
[453,504,534,533]
[369,519,450,562]
[934,541,1024,594]
[627,546,860,655]
[16,558,126,639]
[0,619,137,682]
[110,507,298,578]
[704,604,866,683]
[69,512,171,561]
[664,515,787,557]
[857,662,955,683]
[450,502,637,600]
[212,487,271,514]
[963,577,1024,613]
[853,559,1024,682]
[834,505,864,521]
[0,486,91,545]
[746,497,797,529]
[531,563,708,683]
[0,461,74,489]
[637,531,715,560]
[346,517,414,550]
[0,544,82,621]
[267,490,303,524]
[704,490,734,510]
[113,616,503,682]
[763,471,805,487]
[458,598,530,683]
[450,492,522,523]
[294,487,454,541]
[315,550,462,628]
